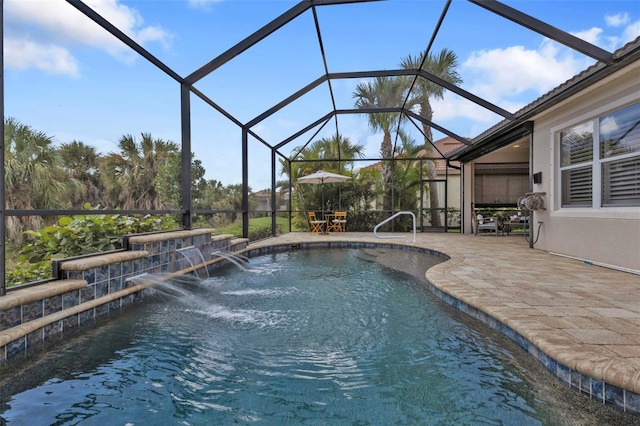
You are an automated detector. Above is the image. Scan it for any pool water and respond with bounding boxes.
[0,249,635,425]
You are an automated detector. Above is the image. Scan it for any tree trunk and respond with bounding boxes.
[421,102,442,227]
[380,131,393,212]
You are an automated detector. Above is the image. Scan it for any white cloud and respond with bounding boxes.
[606,13,630,27]
[4,38,79,76]
[433,94,497,124]
[462,40,585,103]
[364,133,383,158]
[4,0,172,76]
[623,20,640,44]
[188,0,224,10]
[571,27,604,45]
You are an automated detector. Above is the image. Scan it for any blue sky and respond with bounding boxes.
[4,0,640,191]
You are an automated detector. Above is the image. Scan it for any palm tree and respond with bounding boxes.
[353,76,409,211]
[400,48,462,227]
[58,140,104,208]
[100,133,179,210]
[280,133,363,226]
[392,129,423,211]
[4,118,82,244]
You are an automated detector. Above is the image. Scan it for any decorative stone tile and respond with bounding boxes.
[570,369,581,390]
[63,314,79,330]
[546,356,558,375]
[122,294,136,306]
[6,337,26,359]
[591,378,605,402]
[109,263,122,280]
[79,309,94,325]
[0,306,21,330]
[80,285,96,303]
[96,265,109,282]
[133,257,145,273]
[44,295,63,315]
[95,304,109,316]
[110,277,123,293]
[23,301,43,322]
[557,363,571,385]
[122,260,133,276]
[502,324,516,341]
[124,277,137,289]
[486,315,499,330]
[579,373,591,396]
[514,333,530,352]
[95,281,109,298]
[62,290,80,309]
[43,322,62,340]
[604,384,625,411]
[109,300,121,311]
[26,328,43,348]
[83,267,97,284]
[66,271,83,280]
[151,241,160,255]
[626,390,640,414]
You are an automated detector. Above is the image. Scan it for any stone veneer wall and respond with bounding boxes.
[0,229,247,364]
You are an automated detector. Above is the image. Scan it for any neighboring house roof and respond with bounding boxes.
[362,136,465,173]
[254,190,270,198]
[449,36,640,162]
[254,190,290,201]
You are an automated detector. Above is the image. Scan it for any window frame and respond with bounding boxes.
[553,99,640,215]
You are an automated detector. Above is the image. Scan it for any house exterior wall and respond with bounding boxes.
[530,62,640,271]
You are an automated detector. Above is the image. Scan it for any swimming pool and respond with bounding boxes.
[0,248,634,425]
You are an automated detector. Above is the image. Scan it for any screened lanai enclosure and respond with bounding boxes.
[2,0,635,290]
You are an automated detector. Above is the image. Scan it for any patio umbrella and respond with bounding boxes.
[297,170,350,219]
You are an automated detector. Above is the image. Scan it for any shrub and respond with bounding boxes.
[7,204,177,287]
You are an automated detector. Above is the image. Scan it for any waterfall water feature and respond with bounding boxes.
[128,273,201,299]
[177,246,210,279]
[212,250,254,272]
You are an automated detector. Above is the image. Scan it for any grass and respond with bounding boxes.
[216,215,300,237]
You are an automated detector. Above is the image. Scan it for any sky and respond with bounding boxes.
[4,0,640,191]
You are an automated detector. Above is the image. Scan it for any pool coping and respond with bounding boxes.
[243,233,640,415]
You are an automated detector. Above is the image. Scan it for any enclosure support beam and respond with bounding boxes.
[181,84,193,229]
[0,1,5,295]
[470,0,613,64]
[66,0,184,83]
[242,129,250,239]
[271,150,278,237]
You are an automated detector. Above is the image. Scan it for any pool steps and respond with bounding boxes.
[0,229,249,364]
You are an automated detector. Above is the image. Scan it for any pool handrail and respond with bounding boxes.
[373,211,417,242]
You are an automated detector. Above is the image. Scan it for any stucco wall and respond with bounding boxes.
[530,62,640,271]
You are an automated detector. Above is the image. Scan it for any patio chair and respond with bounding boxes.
[307,212,325,234]
[327,211,347,233]
[472,214,499,236]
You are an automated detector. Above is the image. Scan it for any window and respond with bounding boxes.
[559,102,640,208]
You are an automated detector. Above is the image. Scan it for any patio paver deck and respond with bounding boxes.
[247,231,640,412]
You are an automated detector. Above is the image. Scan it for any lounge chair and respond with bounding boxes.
[472,214,498,236]
[307,212,325,234]
[327,211,347,233]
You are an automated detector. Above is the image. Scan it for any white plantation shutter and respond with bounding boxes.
[602,157,640,206]
[559,102,640,209]
[562,167,592,207]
